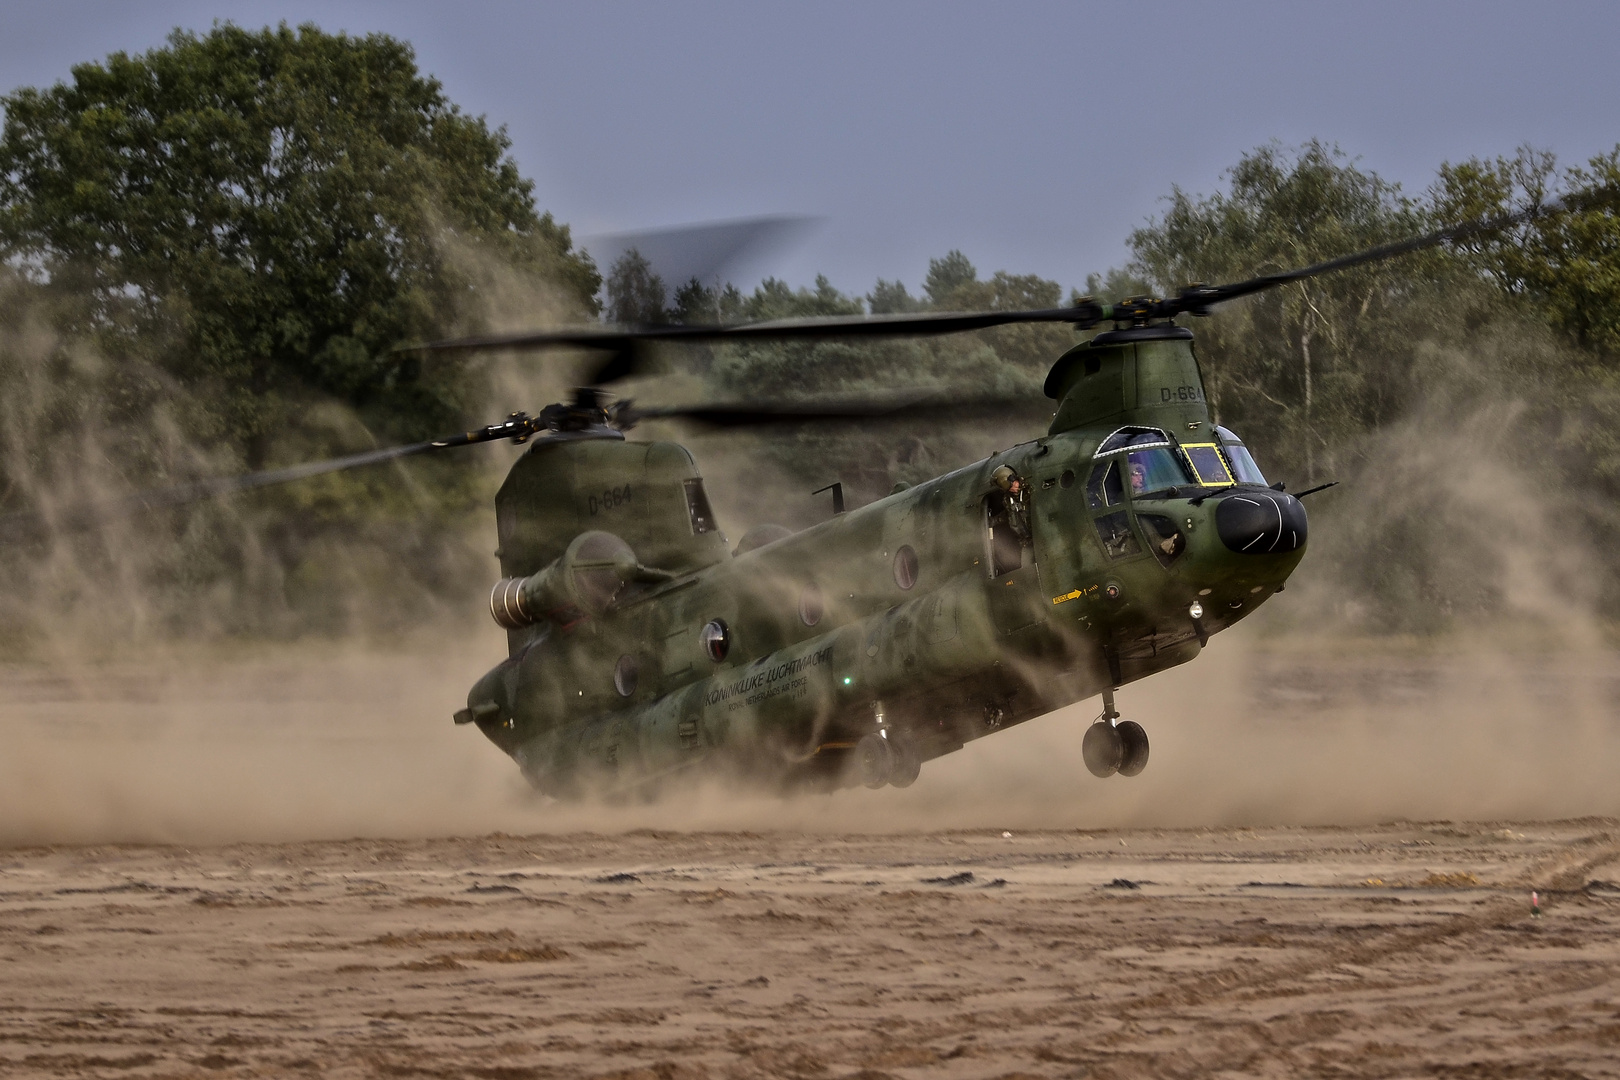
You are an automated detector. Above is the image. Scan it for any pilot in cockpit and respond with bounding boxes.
[1128,460,1149,495]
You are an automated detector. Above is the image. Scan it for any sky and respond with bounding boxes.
[3,0,1619,300]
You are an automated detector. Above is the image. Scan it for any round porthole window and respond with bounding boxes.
[799,584,824,627]
[613,654,639,697]
[893,545,919,590]
[1060,468,1075,489]
[700,619,731,662]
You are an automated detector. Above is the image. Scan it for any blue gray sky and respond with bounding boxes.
[4,1,1618,298]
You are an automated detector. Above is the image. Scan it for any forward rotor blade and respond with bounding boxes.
[403,302,1110,369]
[1161,192,1583,318]
[405,195,1573,368]
[628,393,1050,428]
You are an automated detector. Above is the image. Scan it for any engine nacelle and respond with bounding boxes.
[489,531,647,629]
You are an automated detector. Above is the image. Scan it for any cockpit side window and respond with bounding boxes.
[1214,426,1268,485]
[1085,460,1123,509]
[683,478,716,534]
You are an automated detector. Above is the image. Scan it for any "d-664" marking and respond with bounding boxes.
[588,484,633,515]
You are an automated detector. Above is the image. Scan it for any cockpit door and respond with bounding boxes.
[1083,457,1144,561]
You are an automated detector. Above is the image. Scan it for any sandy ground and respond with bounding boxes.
[3,823,1619,1078]
[3,635,1620,1077]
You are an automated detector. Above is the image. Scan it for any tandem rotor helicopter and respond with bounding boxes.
[30,201,1565,796]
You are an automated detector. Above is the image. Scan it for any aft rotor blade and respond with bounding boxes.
[120,441,443,513]
[0,413,545,536]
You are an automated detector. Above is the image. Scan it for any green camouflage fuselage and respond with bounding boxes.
[462,326,1306,793]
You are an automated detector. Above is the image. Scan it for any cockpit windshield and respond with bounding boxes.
[1215,426,1267,484]
[1182,444,1235,486]
[1124,447,1191,495]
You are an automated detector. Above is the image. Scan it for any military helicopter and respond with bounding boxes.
[20,200,1558,795]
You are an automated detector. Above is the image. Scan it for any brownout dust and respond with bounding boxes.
[3,624,1617,846]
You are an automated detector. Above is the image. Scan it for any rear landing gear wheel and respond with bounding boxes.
[887,739,921,788]
[854,733,893,789]
[1116,720,1149,777]
[1082,722,1124,778]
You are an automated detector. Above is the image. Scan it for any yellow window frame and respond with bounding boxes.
[1181,442,1235,487]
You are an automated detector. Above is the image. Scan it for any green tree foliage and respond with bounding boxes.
[0,23,599,471]
[1432,146,1620,357]
[867,278,923,314]
[742,275,866,322]
[923,250,979,306]
[668,277,745,325]
[605,248,667,324]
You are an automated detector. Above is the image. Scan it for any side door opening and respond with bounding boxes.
[984,468,1032,577]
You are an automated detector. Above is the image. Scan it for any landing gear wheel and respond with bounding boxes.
[1082,722,1124,778]
[886,739,921,788]
[1116,720,1149,777]
[854,733,893,789]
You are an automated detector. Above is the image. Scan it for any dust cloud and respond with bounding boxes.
[0,634,536,847]
[3,621,1617,847]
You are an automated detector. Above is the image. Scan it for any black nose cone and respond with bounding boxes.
[1215,491,1308,554]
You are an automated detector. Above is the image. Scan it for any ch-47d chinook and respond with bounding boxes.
[448,333,1299,795]
[38,200,1558,796]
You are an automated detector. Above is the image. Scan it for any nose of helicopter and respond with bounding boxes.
[1214,489,1307,554]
